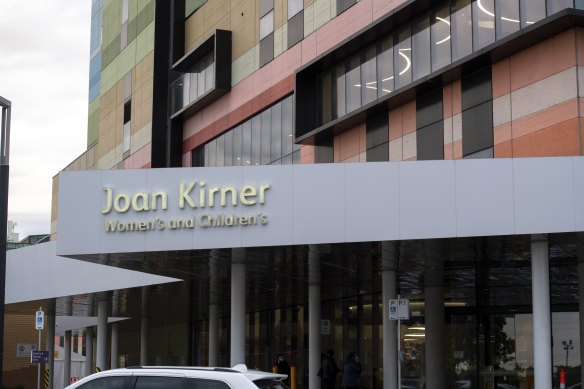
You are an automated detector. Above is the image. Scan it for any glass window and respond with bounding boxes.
[186,378,230,389]
[192,146,205,167]
[520,0,546,27]
[261,110,271,164]
[335,64,346,118]
[260,10,274,40]
[346,55,362,112]
[377,36,394,97]
[271,102,282,161]
[224,130,233,166]
[496,0,519,38]
[282,97,294,156]
[216,135,225,167]
[451,0,472,61]
[204,143,209,166]
[182,74,190,106]
[189,71,198,102]
[123,122,131,155]
[242,121,252,165]
[233,125,242,166]
[431,5,451,72]
[577,0,584,9]
[135,376,182,389]
[412,16,431,81]
[288,0,303,18]
[78,376,129,389]
[394,28,412,90]
[361,45,377,106]
[473,0,496,50]
[251,116,261,165]
[207,139,217,167]
[317,71,332,125]
[197,60,206,98]
[547,0,573,15]
[205,52,214,93]
[121,0,129,23]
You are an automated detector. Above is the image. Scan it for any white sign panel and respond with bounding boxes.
[35,310,44,330]
[16,343,36,358]
[389,299,410,320]
[57,158,584,256]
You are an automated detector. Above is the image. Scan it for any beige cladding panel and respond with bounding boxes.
[185,7,205,50]
[231,0,258,60]
[275,0,284,29]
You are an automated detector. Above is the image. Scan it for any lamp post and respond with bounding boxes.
[0,96,11,388]
[562,339,573,367]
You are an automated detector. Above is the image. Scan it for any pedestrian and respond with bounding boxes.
[341,352,362,389]
[319,349,340,389]
[275,354,291,385]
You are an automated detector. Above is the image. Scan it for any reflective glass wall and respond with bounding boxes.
[171,51,215,115]
[315,0,577,127]
[192,95,300,167]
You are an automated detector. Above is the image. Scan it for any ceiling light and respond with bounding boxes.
[398,50,411,75]
[408,326,425,331]
[501,16,520,23]
[477,0,494,17]
[405,333,425,338]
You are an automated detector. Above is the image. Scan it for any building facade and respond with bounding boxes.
[30,0,584,388]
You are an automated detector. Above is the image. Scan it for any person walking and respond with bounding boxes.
[320,349,340,389]
[275,354,291,385]
[341,352,362,389]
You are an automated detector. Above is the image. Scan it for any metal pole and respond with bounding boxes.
[0,96,11,389]
[38,307,41,389]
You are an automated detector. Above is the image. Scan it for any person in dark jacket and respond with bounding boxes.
[320,349,340,389]
[275,354,291,385]
[342,352,362,389]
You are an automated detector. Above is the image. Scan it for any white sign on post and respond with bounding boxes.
[389,299,410,320]
[35,310,44,330]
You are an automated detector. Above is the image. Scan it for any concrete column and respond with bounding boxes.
[308,245,321,389]
[111,290,119,369]
[531,234,552,389]
[577,233,584,385]
[381,241,398,389]
[209,250,220,366]
[85,294,94,376]
[63,296,72,385]
[46,299,56,389]
[140,286,149,365]
[96,292,108,371]
[424,240,445,389]
[230,248,246,367]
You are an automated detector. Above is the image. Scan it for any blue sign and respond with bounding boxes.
[31,351,48,364]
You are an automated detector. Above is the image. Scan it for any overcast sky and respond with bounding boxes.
[0,1,92,238]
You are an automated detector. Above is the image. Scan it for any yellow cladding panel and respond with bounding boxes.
[185,6,204,50]
[231,0,258,59]
[203,0,231,31]
[275,0,283,30]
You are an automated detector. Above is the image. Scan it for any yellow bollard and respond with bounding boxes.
[290,364,296,389]
[272,365,277,374]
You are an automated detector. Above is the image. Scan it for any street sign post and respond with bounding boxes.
[35,308,43,389]
[30,351,48,364]
[389,297,410,389]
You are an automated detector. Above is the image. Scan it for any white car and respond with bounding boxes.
[65,364,289,389]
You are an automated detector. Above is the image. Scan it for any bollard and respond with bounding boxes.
[272,365,277,374]
[560,368,566,389]
[290,364,296,389]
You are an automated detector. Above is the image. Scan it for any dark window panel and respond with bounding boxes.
[288,10,304,48]
[431,5,451,72]
[472,0,496,50]
[377,36,394,97]
[366,113,389,149]
[317,71,333,125]
[394,28,412,90]
[282,97,294,156]
[224,130,233,166]
[416,89,443,129]
[251,116,261,166]
[336,64,346,118]
[192,147,205,167]
[417,120,444,161]
[461,67,492,111]
[204,143,209,166]
[124,100,131,123]
[462,101,494,156]
[496,0,520,39]
[337,0,356,15]
[346,55,361,112]
[261,110,272,165]
[208,139,217,167]
[315,138,334,163]
[366,143,389,162]
[260,33,274,67]
[242,121,252,166]
[361,45,377,105]
[233,125,242,166]
[412,15,430,81]
[451,0,472,61]
[271,102,283,161]
[216,135,225,167]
